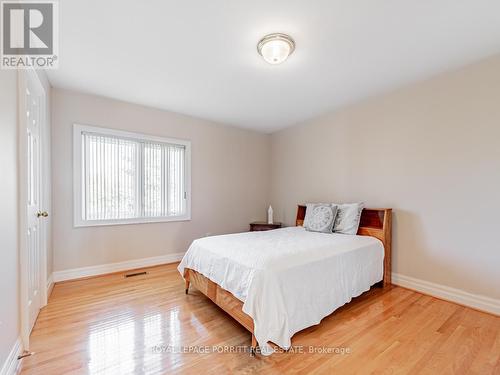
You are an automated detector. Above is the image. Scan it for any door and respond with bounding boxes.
[21,70,48,338]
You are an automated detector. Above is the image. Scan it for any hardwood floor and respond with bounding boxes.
[21,263,500,375]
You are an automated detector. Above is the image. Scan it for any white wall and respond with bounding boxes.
[271,55,500,301]
[51,89,270,272]
[0,71,20,369]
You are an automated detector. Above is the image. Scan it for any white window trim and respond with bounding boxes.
[73,123,191,227]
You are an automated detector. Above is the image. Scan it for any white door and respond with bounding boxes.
[24,72,45,333]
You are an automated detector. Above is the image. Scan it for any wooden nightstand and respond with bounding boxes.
[249,222,282,232]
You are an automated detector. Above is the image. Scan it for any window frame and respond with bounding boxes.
[73,124,191,228]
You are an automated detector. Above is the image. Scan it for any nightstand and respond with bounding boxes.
[249,222,282,232]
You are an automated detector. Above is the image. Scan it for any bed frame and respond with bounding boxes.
[183,205,392,355]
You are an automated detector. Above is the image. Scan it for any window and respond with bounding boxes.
[73,124,191,227]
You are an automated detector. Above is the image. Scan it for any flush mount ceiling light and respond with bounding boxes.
[257,33,295,65]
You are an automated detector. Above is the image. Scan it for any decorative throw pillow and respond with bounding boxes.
[303,203,338,233]
[333,203,364,235]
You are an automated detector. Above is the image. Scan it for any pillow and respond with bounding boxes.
[333,203,364,235]
[303,203,338,233]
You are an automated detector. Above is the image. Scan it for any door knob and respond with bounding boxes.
[37,211,49,218]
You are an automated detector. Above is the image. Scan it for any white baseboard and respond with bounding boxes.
[0,337,22,375]
[52,252,185,282]
[392,272,500,316]
[50,258,499,314]
[46,274,54,298]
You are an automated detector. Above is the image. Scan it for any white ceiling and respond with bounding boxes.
[48,0,500,133]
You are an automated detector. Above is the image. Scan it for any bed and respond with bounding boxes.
[178,205,392,355]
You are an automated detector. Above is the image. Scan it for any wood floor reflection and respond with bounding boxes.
[21,263,500,374]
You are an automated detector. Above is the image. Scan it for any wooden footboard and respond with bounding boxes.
[184,268,258,354]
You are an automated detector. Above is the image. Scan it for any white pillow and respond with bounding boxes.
[303,203,338,233]
[333,203,364,235]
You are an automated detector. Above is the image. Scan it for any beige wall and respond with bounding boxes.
[271,55,500,300]
[0,71,20,367]
[50,55,500,301]
[51,89,270,271]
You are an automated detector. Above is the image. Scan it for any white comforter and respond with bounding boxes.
[178,227,384,354]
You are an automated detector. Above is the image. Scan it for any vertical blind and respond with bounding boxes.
[82,132,186,221]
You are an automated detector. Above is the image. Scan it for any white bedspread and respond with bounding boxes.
[178,226,384,354]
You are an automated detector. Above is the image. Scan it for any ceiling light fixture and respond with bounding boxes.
[257,33,295,65]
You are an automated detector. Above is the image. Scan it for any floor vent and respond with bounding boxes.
[18,351,34,360]
[125,271,147,278]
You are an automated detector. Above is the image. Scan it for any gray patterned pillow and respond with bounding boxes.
[303,203,338,233]
[333,203,364,235]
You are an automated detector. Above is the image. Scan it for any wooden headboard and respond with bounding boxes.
[296,205,392,286]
